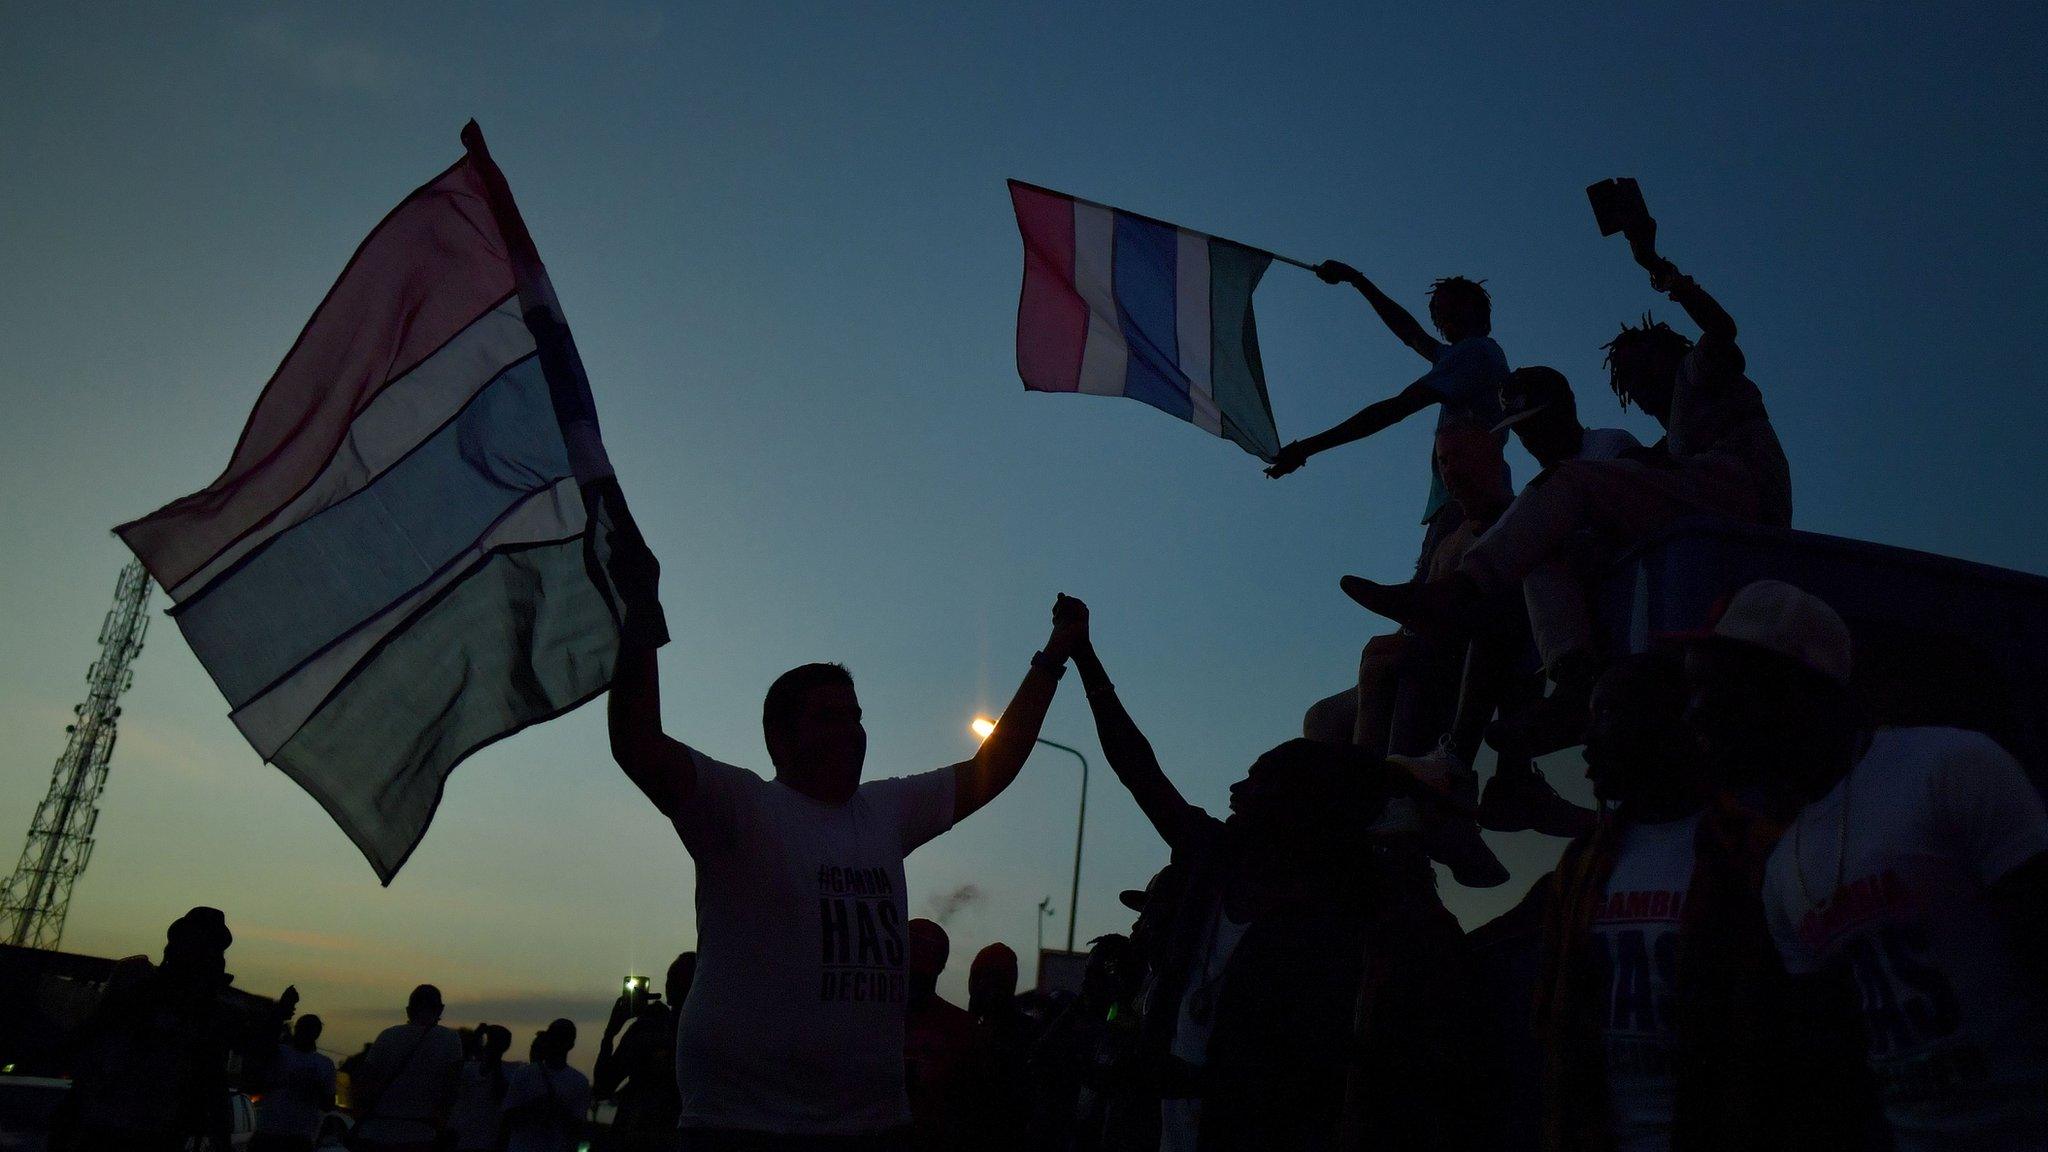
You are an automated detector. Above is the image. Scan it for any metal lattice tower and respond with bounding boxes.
[1,559,151,949]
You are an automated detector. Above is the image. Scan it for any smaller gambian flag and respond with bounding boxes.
[115,123,663,884]
[1007,180,1282,461]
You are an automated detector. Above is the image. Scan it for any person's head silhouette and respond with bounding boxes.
[1427,276,1492,343]
[762,663,865,802]
[1225,739,1383,875]
[538,1018,576,1066]
[479,1023,512,1060]
[1583,653,1701,815]
[968,943,1019,1018]
[1496,366,1588,468]
[666,951,698,1007]
[292,1013,323,1053]
[907,918,949,1003]
[406,984,444,1026]
[1602,316,1693,426]
[161,906,232,986]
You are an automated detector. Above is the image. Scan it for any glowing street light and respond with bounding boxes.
[973,714,1089,952]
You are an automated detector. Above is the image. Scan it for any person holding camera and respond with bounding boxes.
[593,953,695,1150]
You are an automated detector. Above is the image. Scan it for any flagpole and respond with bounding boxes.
[1006,178,1318,273]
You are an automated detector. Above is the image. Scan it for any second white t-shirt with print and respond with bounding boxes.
[1592,813,1700,1152]
[1764,727,2048,1151]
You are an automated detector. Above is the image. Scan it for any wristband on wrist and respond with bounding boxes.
[1030,649,1068,678]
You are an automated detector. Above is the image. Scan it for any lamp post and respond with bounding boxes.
[974,717,1089,952]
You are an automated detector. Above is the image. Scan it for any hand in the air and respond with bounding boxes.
[1624,215,1660,268]
[1045,594,1090,662]
[1265,442,1309,478]
[1314,260,1362,287]
[606,992,635,1036]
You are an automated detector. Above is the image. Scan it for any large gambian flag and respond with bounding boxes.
[116,123,660,884]
[1008,180,1282,461]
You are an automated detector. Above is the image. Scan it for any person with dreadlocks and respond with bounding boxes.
[1264,264,1509,570]
[1341,206,1791,755]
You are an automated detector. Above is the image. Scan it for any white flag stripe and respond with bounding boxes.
[1072,200,1128,396]
[229,477,587,759]
[169,301,537,603]
[1175,230,1221,435]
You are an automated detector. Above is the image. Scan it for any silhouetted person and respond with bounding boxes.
[595,952,695,1150]
[1683,581,2048,1148]
[1494,365,1641,472]
[1034,934,1135,1152]
[1345,206,1791,756]
[1536,652,1871,1151]
[450,1023,515,1152]
[1302,419,1514,886]
[252,1013,336,1152]
[1266,266,1509,574]
[904,918,974,1152]
[1471,365,1638,832]
[66,906,256,1151]
[353,983,464,1151]
[1070,609,1393,1150]
[605,507,1087,1148]
[503,1019,590,1152]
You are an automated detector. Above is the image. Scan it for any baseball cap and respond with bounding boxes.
[1493,366,1576,433]
[1696,580,1853,685]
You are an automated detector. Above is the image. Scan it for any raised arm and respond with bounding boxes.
[1625,218,1737,344]
[1317,260,1444,361]
[1264,383,1437,478]
[1070,630,1197,850]
[954,595,1087,820]
[598,480,693,820]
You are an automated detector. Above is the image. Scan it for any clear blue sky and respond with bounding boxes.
[3,4,2043,1064]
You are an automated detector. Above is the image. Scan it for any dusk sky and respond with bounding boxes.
[4,4,2044,1066]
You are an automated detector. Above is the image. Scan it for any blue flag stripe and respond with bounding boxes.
[173,355,571,706]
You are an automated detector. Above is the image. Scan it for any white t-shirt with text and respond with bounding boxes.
[673,751,956,1134]
[1764,727,2048,1150]
[1592,813,1700,1152]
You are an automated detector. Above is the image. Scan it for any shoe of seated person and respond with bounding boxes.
[1485,689,1593,759]
[1424,810,1509,888]
[1479,768,1597,839]
[1385,741,1478,816]
[1338,574,1476,638]
[1385,744,1507,887]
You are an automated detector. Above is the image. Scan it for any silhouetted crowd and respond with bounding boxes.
[36,193,2048,1152]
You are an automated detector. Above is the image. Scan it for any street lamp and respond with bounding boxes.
[973,715,1089,952]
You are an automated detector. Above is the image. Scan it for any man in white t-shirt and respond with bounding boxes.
[352,984,465,1152]
[1687,580,2048,1149]
[502,1019,590,1152]
[252,1014,337,1152]
[606,527,1087,1148]
[1536,651,1870,1150]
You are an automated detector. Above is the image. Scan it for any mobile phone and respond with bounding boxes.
[1586,177,1648,237]
[624,974,651,1010]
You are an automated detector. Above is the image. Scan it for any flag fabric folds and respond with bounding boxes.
[116,124,637,884]
[1007,180,1281,461]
